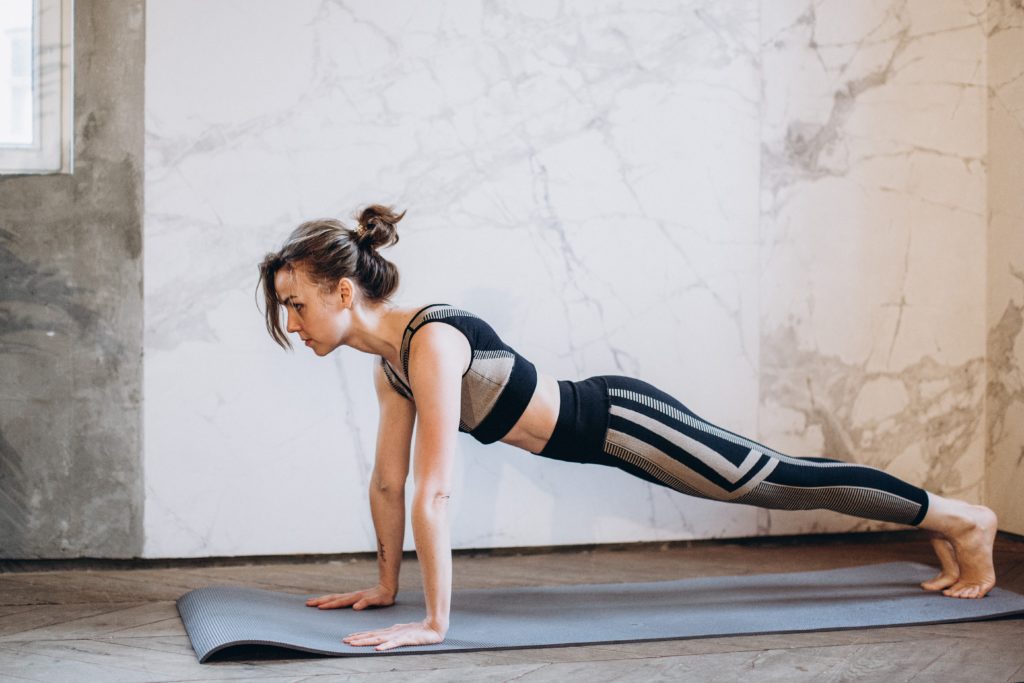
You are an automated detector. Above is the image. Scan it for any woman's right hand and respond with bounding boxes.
[305,584,396,610]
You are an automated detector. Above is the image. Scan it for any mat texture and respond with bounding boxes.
[177,561,1024,662]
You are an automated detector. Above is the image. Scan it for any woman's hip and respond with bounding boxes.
[534,374,683,465]
[533,373,757,467]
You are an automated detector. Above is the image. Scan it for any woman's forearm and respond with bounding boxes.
[411,491,452,632]
[369,483,406,595]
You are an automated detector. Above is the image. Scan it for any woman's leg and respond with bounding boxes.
[598,375,997,597]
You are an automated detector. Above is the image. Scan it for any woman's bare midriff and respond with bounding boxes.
[498,372,560,454]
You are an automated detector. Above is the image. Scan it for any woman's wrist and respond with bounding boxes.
[423,615,449,635]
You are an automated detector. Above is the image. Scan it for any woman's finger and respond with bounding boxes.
[342,630,372,641]
[305,594,340,606]
[317,599,348,609]
[343,628,389,642]
[375,634,418,651]
[352,595,390,609]
[348,634,386,646]
[307,592,358,608]
[343,622,421,647]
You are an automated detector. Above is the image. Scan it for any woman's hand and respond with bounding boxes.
[305,584,396,610]
[342,619,446,651]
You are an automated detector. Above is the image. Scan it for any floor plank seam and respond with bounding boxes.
[0,603,150,639]
[0,641,170,678]
[103,616,182,635]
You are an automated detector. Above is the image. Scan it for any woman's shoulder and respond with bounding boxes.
[404,303,483,327]
[399,303,480,365]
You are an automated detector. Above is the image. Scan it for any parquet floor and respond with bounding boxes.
[1,533,1022,682]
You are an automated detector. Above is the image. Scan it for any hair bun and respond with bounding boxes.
[356,204,404,251]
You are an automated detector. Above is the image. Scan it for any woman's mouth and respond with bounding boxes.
[305,339,314,347]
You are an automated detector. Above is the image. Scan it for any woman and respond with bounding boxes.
[257,204,997,652]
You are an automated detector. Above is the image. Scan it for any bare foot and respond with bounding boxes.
[921,532,958,591]
[931,503,998,599]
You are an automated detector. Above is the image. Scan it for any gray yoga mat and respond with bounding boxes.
[177,561,1024,662]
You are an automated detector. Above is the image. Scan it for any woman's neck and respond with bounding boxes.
[341,300,416,365]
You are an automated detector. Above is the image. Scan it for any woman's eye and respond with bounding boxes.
[295,304,303,312]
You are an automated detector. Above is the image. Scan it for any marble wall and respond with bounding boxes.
[986,0,1024,536]
[0,0,144,558]
[757,1,991,535]
[143,0,1008,558]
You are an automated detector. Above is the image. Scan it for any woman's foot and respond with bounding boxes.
[920,532,959,591]
[920,495,997,599]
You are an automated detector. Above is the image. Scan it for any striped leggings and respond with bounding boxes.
[533,375,930,526]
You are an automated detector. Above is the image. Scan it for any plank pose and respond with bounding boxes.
[257,205,997,651]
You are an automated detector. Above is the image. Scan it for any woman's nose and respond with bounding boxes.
[286,310,301,333]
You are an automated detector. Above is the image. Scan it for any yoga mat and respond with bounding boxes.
[177,561,1024,662]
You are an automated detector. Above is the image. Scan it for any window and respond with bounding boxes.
[0,0,73,175]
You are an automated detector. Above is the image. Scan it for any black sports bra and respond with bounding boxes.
[380,304,538,444]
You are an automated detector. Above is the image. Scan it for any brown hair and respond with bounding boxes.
[256,204,404,349]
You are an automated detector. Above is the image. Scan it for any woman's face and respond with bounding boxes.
[273,265,348,356]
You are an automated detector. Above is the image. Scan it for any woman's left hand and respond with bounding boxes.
[342,619,446,651]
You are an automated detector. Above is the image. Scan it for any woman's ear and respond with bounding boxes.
[335,277,355,308]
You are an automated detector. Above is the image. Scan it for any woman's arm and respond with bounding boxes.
[343,323,467,650]
[368,360,417,597]
[306,359,415,610]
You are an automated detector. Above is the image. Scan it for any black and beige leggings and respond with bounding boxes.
[533,375,930,526]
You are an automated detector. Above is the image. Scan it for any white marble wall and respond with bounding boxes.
[144,0,995,557]
[986,0,1024,536]
[757,0,990,535]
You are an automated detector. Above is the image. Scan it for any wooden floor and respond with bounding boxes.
[1,533,1022,682]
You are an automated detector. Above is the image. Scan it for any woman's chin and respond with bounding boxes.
[311,342,336,356]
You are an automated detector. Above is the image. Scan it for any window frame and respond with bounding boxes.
[0,0,73,175]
